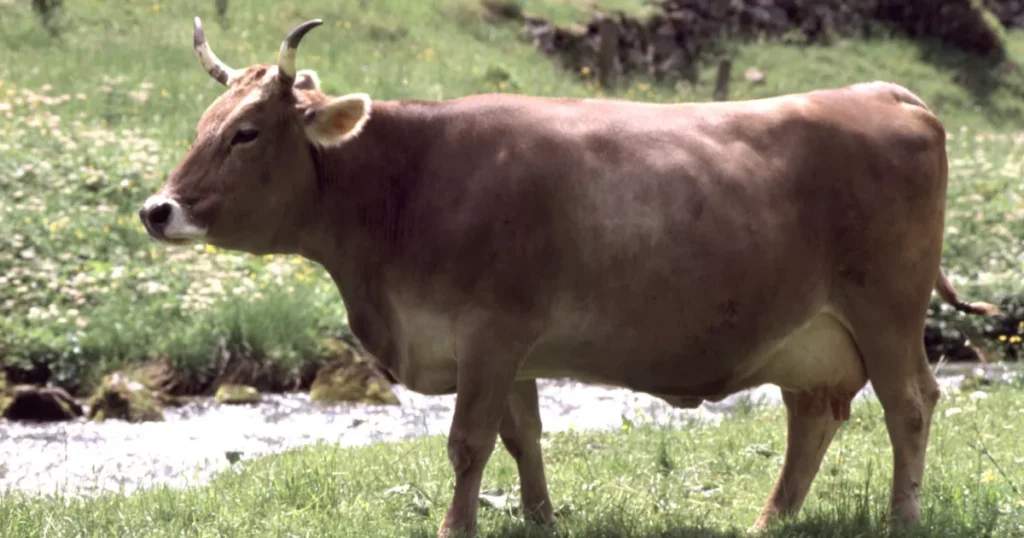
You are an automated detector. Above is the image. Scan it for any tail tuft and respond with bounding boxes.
[935,267,1000,317]
[952,300,1001,317]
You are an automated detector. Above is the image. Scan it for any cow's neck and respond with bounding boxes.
[297,100,436,353]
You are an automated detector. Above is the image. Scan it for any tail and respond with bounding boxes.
[935,267,1000,316]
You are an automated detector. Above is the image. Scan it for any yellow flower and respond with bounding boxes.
[204,244,217,254]
[999,334,1008,342]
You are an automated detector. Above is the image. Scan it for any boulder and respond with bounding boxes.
[310,341,400,406]
[86,372,165,423]
[214,383,261,404]
[1,384,83,422]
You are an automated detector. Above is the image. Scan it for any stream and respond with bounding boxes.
[0,362,1018,498]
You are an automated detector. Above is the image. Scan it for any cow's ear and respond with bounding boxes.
[294,69,321,91]
[303,93,372,147]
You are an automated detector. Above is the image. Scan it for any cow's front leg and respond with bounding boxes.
[437,315,535,538]
[499,379,554,525]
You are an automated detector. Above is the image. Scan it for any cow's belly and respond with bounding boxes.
[384,293,866,405]
[517,309,866,406]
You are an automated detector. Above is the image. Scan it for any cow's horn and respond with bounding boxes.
[193,17,239,86]
[277,19,323,90]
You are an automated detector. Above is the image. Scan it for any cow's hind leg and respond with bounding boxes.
[750,316,869,531]
[751,383,865,531]
[838,266,940,528]
[498,380,555,525]
[851,322,939,528]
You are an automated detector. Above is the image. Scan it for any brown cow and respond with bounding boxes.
[139,17,999,537]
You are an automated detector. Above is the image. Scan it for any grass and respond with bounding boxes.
[3,0,1024,390]
[1,380,1022,537]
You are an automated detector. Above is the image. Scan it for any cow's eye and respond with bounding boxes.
[230,128,260,146]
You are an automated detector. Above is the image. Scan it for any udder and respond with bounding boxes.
[738,312,868,420]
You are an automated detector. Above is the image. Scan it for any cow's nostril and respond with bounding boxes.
[148,203,172,227]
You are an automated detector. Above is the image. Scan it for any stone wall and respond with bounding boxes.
[492,0,1011,86]
[987,0,1024,28]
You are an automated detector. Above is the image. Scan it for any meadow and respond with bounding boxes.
[2,0,1024,535]
[3,0,1024,391]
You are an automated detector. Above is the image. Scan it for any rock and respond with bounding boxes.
[118,359,194,406]
[214,384,261,405]
[2,359,51,386]
[86,373,165,423]
[744,67,766,84]
[1,385,83,422]
[309,341,400,406]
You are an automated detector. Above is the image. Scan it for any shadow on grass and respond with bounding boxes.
[405,502,1007,538]
[912,37,1024,128]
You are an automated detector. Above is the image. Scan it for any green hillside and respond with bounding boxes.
[2,0,1024,391]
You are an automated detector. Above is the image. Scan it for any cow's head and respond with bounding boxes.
[138,17,371,254]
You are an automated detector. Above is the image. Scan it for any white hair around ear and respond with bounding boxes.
[303,93,372,147]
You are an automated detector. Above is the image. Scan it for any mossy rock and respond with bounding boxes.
[1,384,83,422]
[214,384,261,405]
[0,370,8,411]
[310,341,399,406]
[86,373,165,423]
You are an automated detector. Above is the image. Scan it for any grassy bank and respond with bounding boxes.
[1,380,1022,537]
[3,0,1024,393]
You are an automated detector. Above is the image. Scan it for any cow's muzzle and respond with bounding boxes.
[138,194,208,244]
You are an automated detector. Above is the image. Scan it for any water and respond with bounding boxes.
[0,363,1017,498]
